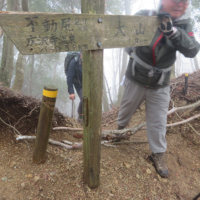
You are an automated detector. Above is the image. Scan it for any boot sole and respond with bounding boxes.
[150,155,169,178]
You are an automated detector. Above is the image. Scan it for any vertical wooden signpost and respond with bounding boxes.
[0,3,159,188]
[81,0,104,189]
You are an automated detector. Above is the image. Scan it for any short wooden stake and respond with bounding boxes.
[33,85,58,164]
[185,74,188,95]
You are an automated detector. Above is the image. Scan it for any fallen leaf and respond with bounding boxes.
[114,177,118,184]
[10,161,16,168]
[124,163,131,169]
[146,169,152,174]
[21,182,25,188]
[151,191,156,195]
[34,176,40,183]
[27,174,32,178]
[136,174,140,179]
[73,134,83,139]
[162,178,168,183]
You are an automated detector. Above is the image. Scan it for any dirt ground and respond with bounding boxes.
[1,72,200,200]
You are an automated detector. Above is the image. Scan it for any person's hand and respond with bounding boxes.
[69,94,75,100]
[157,12,173,36]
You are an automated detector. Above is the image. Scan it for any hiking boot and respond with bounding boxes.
[150,152,169,178]
[78,114,83,123]
[117,125,125,130]
[115,125,125,142]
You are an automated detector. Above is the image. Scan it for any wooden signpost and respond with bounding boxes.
[0,12,159,55]
[0,0,159,189]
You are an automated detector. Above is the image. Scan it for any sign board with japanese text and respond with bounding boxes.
[0,11,159,55]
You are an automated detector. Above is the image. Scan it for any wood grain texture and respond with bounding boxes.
[0,11,159,54]
[82,0,104,189]
[33,85,58,164]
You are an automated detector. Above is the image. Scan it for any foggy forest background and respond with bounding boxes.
[0,0,199,118]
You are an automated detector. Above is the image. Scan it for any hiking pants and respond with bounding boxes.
[117,77,170,153]
[77,88,83,114]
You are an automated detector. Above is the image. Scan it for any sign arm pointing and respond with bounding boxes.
[0,11,159,55]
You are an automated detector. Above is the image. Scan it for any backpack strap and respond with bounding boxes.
[130,52,171,85]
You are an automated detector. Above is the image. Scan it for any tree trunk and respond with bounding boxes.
[190,58,195,71]
[12,0,29,92]
[112,50,117,101]
[0,0,5,38]
[21,0,29,12]
[0,0,16,87]
[81,0,105,189]
[117,50,127,104]
[104,75,113,105]
[194,56,199,71]
[103,78,109,112]
[53,58,59,85]
[11,53,26,92]
[0,0,5,10]
[70,0,75,13]
[73,98,76,118]
[29,55,34,96]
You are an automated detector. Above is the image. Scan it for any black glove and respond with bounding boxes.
[157,12,173,36]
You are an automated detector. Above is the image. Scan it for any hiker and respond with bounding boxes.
[117,0,200,178]
[65,51,83,123]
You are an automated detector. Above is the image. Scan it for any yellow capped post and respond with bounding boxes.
[43,89,58,98]
[33,85,58,164]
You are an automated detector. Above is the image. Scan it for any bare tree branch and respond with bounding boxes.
[167,100,200,115]
[16,136,83,150]
[0,117,21,136]
[166,113,200,128]
[102,122,146,135]
[175,112,200,136]
[113,141,148,145]
[16,135,148,149]
[53,127,83,131]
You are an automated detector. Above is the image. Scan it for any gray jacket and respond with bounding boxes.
[125,7,200,89]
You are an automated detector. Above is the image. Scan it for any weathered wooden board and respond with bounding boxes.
[0,11,159,55]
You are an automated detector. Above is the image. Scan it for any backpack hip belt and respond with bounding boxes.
[130,52,171,85]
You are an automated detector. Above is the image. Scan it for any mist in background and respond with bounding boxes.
[0,0,199,118]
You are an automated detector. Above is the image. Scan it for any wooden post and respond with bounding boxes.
[82,0,105,189]
[33,85,58,164]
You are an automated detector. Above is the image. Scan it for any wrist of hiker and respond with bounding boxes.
[165,27,177,37]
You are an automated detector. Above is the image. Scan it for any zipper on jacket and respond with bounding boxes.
[152,32,164,66]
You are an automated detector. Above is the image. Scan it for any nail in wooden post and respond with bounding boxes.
[33,85,58,164]
[185,74,188,95]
